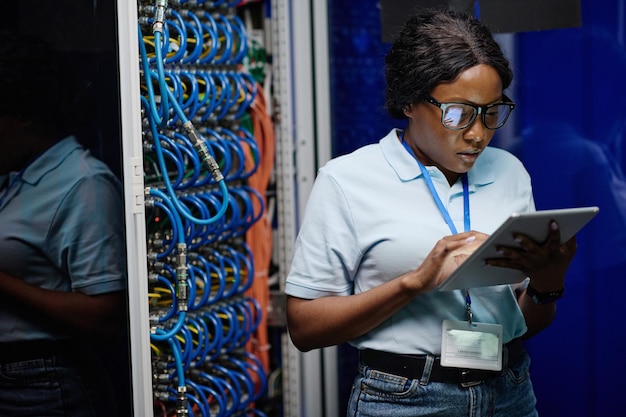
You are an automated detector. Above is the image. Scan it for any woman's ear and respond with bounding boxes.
[403,104,413,118]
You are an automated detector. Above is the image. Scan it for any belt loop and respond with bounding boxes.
[419,355,436,386]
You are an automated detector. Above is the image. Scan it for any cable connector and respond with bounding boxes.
[183,121,224,182]
[176,385,189,417]
[152,0,168,34]
[175,244,188,312]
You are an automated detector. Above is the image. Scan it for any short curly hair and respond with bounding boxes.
[384,9,513,119]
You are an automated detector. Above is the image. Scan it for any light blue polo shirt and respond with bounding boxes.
[0,136,126,342]
[285,129,534,355]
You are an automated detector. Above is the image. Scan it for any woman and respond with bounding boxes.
[285,8,576,417]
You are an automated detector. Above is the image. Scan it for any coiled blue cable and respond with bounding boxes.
[147,199,179,259]
[155,274,177,322]
[139,26,170,127]
[181,380,210,417]
[229,14,249,64]
[198,11,220,65]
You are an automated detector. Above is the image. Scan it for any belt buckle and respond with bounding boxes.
[459,370,483,388]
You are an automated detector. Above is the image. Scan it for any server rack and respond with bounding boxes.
[116,0,337,415]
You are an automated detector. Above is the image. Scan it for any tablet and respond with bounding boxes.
[437,206,600,291]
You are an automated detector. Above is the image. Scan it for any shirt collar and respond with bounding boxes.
[21,136,82,186]
[380,128,495,188]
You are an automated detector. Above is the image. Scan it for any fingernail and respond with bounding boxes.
[465,236,476,243]
[551,221,558,230]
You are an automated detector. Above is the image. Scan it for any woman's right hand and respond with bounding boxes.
[404,231,489,293]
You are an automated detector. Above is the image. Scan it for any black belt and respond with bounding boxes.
[360,340,524,387]
[0,339,76,364]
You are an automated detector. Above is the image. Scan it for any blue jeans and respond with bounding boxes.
[348,351,538,417]
[0,355,116,417]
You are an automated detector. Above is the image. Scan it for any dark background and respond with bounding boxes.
[4,2,131,415]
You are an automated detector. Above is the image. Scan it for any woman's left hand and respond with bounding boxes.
[485,221,577,291]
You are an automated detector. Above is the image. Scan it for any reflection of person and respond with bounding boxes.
[507,27,626,417]
[285,9,578,416]
[0,33,128,416]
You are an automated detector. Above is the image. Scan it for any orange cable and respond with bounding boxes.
[242,81,275,376]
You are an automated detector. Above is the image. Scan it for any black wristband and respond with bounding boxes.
[526,284,565,305]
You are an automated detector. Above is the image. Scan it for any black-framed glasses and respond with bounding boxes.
[424,94,516,130]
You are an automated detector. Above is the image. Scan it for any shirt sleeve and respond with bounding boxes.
[45,173,127,295]
[285,168,361,299]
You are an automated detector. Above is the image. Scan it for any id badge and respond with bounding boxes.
[441,320,503,371]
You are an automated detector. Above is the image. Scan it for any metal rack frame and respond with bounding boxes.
[272,0,336,416]
[116,1,154,416]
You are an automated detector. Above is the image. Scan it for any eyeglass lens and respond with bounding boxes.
[443,103,511,129]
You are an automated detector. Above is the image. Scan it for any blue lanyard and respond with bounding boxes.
[401,132,472,325]
[401,133,474,322]
[401,139,470,234]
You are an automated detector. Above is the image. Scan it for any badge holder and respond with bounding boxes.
[440,290,503,371]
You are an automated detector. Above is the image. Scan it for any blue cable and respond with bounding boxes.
[194,71,218,122]
[151,312,186,342]
[173,322,194,371]
[216,304,238,354]
[155,274,177,322]
[225,358,256,410]
[191,253,226,304]
[182,10,204,64]
[178,71,201,120]
[218,127,247,179]
[163,17,187,64]
[139,26,170,127]
[212,364,243,413]
[198,12,220,65]
[150,133,186,188]
[199,310,223,361]
[187,314,210,365]
[214,72,235,121]
[149,100,230,226]
[188,264,210,309]
[193,371,230,417]
[213,15,233,65]
[229,14,249,64]
[182,380,210,417]
[220,252,241,300]
[148,188,186,245]
[241,351,268,402]
[148,200,178,259]
[177,195,208,244]
[170,132,202,189]
[182,318,204,367]
[229,243,254,294]
[244,296,263,334]
[231,300,253,348]
[235,125,261,178]
[166,332,186,386]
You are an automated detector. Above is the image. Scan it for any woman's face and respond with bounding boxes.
[403,64,504,185]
